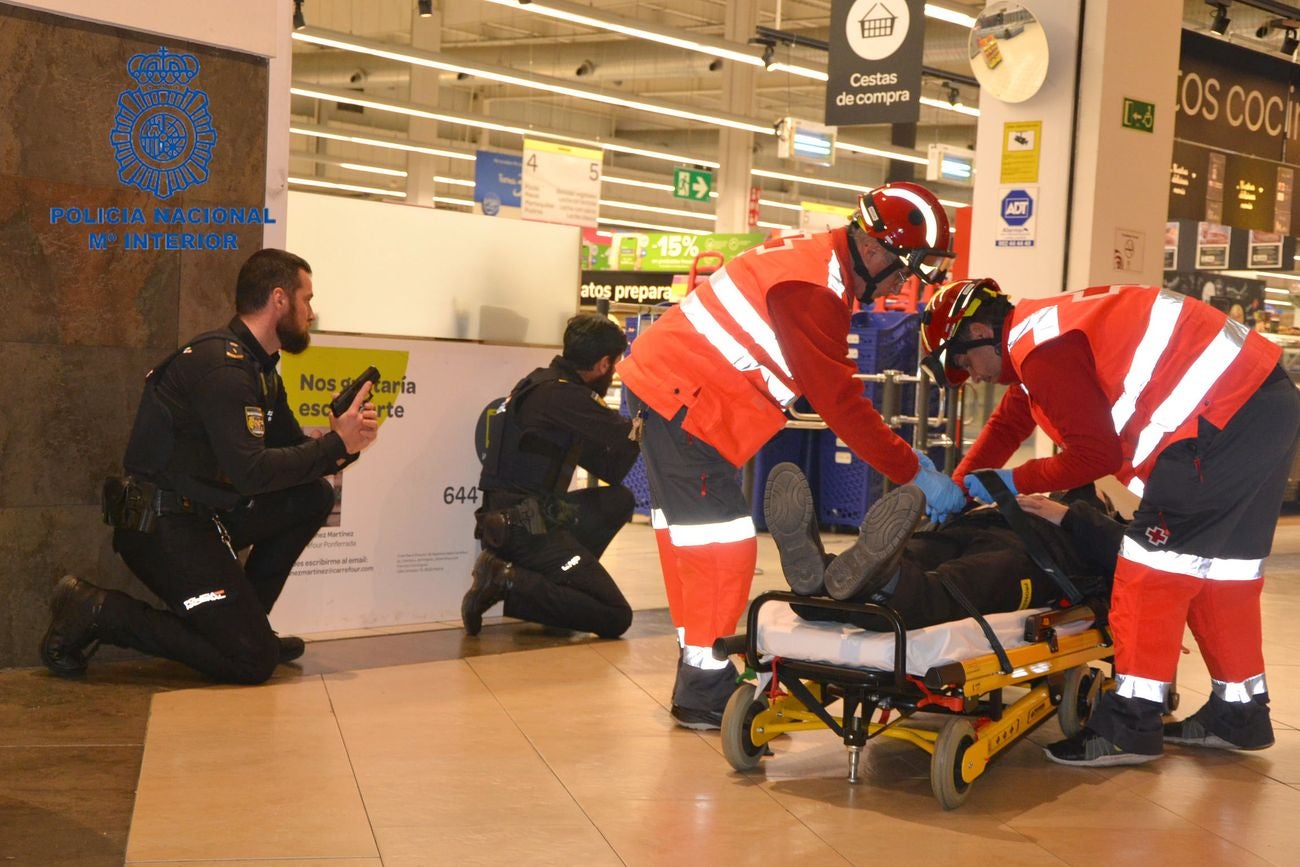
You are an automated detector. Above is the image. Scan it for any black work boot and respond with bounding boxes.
[39,575,107,677]
[823,485,925,601]
[462,551,514,636]
[763,463,829,595]
[670,658,738,730]
[277,635,307,663]
[1164,693,1275,751]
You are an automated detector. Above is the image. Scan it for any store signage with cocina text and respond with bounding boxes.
[824,0,924,126]
[1169,31,1300,237]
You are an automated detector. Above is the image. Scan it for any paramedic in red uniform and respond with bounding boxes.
[617,182,967,729]
[920,278,1299,766]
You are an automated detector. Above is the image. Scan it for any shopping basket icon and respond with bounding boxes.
[858,3,897,38]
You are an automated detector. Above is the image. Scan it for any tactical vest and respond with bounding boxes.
[478,366,582,498]
[123,328,274,509]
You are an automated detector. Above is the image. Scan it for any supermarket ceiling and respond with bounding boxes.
[288,0,1300,232]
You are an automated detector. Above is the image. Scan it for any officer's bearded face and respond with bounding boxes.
[277,284,313,354]
[591,357,616,397]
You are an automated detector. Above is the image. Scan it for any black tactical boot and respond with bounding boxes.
[763,462,828,595]
[823,485,925,601]
[462,551,515,636]
[277,635,307,663]
[39,575,107,677]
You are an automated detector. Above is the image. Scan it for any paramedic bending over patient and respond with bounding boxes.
[922,277,1300,767]
[618,182,967,730]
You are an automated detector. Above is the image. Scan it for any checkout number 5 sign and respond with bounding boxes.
[521,138,603,228]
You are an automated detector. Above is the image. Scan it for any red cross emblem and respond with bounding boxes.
[1146,525,1170,546]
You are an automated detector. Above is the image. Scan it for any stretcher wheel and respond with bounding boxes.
[1058,666,1099,738]
[930,718,976,810]
[721,684,770,772]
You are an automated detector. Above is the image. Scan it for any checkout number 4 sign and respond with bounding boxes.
[521,138,603,228]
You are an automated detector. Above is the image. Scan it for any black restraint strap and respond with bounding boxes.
[936,573,1013,675]
[973,469,1085,606]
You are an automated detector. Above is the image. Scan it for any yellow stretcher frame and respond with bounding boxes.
[719,592,1114,809]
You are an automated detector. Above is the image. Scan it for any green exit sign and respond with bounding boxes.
[1122,97,1155,133]
[673,167,713,201]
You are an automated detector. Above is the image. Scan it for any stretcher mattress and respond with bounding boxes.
[756,602,1092,677]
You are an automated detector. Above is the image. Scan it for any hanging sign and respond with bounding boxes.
[521,138,602,228]
[473,150,522,218]
[824,0,924,126]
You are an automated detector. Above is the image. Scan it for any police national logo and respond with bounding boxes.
[110,47,217,200]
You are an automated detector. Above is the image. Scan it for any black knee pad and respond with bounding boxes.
[222,632,281,685]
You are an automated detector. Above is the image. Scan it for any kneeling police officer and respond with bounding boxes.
[464,314,640,638]
[40,249,379,684]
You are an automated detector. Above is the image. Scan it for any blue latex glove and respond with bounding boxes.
[911,458,965,524]
[964,468,1017,505]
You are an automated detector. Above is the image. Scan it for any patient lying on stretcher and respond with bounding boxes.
[762,463,1122,631]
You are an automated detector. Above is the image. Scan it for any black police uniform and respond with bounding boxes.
[97,317,350,684]
[477,356,640,638]
[796,495,1122,631]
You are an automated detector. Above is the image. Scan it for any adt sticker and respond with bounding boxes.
[109,47,217,200]
[1001,189,1034,226]
[995,186,1037,248]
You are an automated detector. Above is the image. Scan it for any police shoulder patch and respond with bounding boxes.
[244,405,265,437]
[225,340,246,360]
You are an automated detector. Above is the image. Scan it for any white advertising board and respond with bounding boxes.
[268,333,555,635]
[286,190,580,346]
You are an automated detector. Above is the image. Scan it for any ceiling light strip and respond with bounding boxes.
[289,176,406,196]
[481,0,765,67]
[291,84,719,168]
[482,0,977,83]
[598,217,711,235]
[294,82,930,170]
[919,96,980,117]
[293,27,772,135]
[291,123,475,161]
[924,3,978,28]
[599,199,715,221]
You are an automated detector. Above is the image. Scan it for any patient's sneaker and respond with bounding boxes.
[1044,730,1161,767]
[1164,696,1275,751]
[823,485,925,602]
[763,462,827,595]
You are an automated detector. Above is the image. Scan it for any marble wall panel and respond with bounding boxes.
[0,344,156,509]
[0,174,180,349]
[177,220,265,340]
[0,503,145,668]
[0,5,268,670]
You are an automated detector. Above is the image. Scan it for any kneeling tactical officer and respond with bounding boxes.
[39,249,379,684]
[463,314,640,638]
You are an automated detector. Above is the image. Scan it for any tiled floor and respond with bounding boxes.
[7,515,1300,864]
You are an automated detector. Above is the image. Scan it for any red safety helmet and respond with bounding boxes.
[920,278,1007,385]
[854,182,956,284]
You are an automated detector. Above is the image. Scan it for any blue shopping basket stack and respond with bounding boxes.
[816,311,921,530]
[748,408,817,532]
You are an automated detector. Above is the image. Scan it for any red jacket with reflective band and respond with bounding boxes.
[617,227,919,482]
[1005,285,1279,489]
